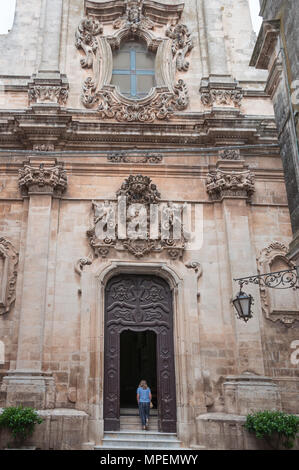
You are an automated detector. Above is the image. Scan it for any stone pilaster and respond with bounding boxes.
[206,159,266,377]
[28,0,69,106]
[2,158,67,409]
[203,0,228,76]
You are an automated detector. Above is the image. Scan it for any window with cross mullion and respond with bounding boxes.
[111,40,156,99]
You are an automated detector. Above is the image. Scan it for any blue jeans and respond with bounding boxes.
[138,402,150,426]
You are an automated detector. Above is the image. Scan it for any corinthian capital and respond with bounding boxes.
[206,169,255,202]
[18,162,67,197]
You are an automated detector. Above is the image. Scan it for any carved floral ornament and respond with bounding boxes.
[206,168,255,201]
[0,238,18,315]
[18,163,68,197]
[75,0,193,122]
[257,242,299,327]
[87,174,187,260]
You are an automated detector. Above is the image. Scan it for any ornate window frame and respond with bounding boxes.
[75,0,193,122]
[257,242,299,327]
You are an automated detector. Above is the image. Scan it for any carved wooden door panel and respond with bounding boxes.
[104,274,177,433]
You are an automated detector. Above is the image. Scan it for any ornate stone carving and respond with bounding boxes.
[33,144,55,152]
[83,80,189,122]
[113,1,155,31]
[201,89,243,108]
[166,24,194,71]
[257,242,299,327]
[28,85,69,106]
[0,238,18,315]
[107,151,163,164]
[75,17,103,69]
[75,257,93,276]
[76,1,191,122]
[219,149,241,161]
[116,174,161,204]
[185,261,203,298]
[18,163,67,197]
[206,169,255,201]
[87,174,186,259]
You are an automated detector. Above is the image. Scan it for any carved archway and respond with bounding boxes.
[104,273,177,433]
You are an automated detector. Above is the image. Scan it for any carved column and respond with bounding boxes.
[2,158,67,409]
[28,0,69,106]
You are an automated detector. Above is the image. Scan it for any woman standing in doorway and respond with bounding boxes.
[137,380,152,430]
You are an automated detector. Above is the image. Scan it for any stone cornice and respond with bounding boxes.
[250,20,281,70]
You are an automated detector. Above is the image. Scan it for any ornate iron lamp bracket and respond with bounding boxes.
[234,267,299,290]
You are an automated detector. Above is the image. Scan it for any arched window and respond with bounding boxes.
[111,40,156,99]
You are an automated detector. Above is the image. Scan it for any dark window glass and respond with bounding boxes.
[111,40,156,99]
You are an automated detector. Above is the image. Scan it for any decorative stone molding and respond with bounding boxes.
[28,74,69,106]
[257,242,299,327]
[76,1,192,122]
[206,169,255,201]
[107,151,163,164]
[33,144,55,152]
[18,162,67,197]
[249,20,280,70]
[87,174,186,259]
[200,77,243,108]
[0,238,18,315]
[75,257,93,276]
[166,24,194,71]
[185,261,202,298]
[218,149,240,161]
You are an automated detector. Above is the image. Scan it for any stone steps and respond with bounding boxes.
[95,430,184,450]
[120,407,158,431]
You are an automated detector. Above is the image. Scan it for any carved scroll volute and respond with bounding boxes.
[0,238,18,315]
[155,39,176,89]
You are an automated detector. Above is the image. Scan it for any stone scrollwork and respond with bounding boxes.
[0,238,18,315]
[76,0,192,122]
[28,85,69,106]
[206,169,255,202]
[166,24,194,71]
[87,174,186,259]
[75,17,103,69]
[18,162,68,197]
[257,242,299,327]
[219,149,241,161]
[107,151,163,164]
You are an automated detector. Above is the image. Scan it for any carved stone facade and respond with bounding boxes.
[0,0,298,452]
[87,174,186,259]
[75,0,192,121]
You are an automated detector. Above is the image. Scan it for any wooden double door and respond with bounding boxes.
[104,274,177,433]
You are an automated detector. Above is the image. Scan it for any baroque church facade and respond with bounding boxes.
[0,0,298,450]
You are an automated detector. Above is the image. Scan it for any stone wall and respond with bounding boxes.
[0,408,89,450]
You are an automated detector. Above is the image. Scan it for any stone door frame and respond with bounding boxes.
[78,260,202,446]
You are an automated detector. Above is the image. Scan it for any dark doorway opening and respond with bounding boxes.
[120,330,157,409]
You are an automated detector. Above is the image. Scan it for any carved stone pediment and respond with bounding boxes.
[76,0,193,122]
[206,169,255,201]
[257,242,299,327]
[0,238,18,315]
[87,174,186,259]
[18,162,67,197]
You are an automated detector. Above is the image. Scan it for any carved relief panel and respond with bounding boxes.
[0,238,18,315]
[76,0,193,122]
